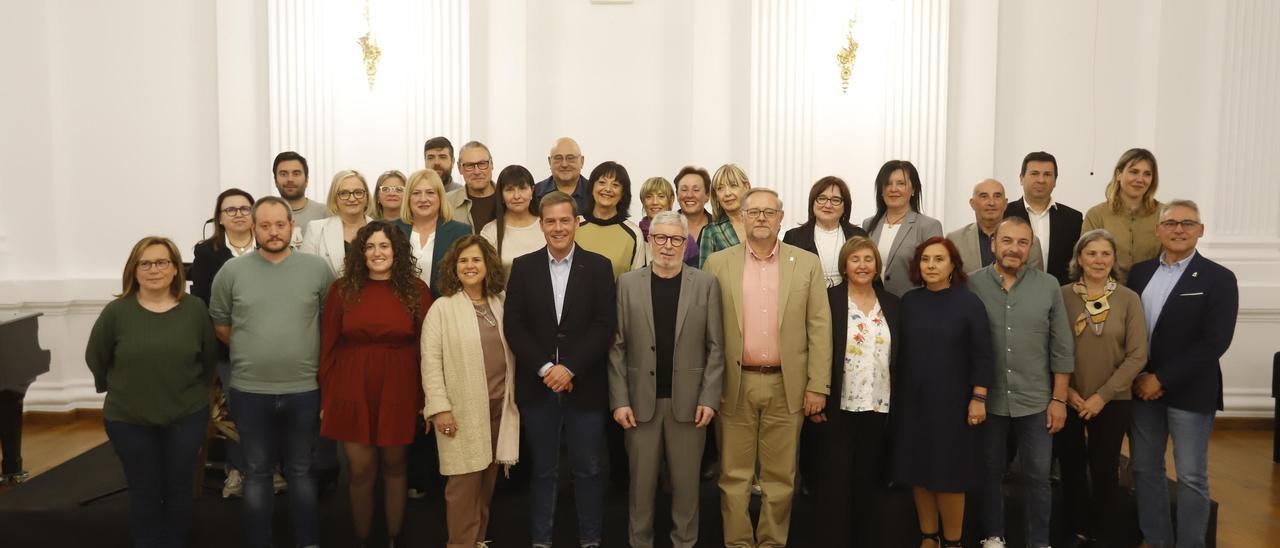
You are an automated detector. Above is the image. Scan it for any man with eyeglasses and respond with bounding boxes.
[446,140,499,233]
[947,179,1044,274]
[271,151,330,248]
[534,137,591,214]
[609,211,724,548]
[423,136,462,193]
[1128,200,1238,548]
[702,188,831,548]
[209,196,335,548]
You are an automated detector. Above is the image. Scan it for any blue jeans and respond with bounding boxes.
[230,388,320,548]
[104,407,209,548]
[981,411,1052,547]
[522,394,606,546]
[215,362,245,472]
[1130,399,1215,548]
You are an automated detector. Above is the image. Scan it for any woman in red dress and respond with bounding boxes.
[320,220,432,546]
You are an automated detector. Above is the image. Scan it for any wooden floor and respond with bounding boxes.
[3,414,1277,546]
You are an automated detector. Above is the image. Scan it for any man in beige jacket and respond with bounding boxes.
[702,188,832,548]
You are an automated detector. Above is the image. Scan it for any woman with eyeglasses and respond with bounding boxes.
[479,165,544,272]
[373,170,408,221]
[302,170,374,276]
[576,161,646,280]
[784,176,870,288]
[1081,148,1163,285]
[189,188,255,497]
[86,236,218,548]
[396,169,472,297]
[698,164,751,267]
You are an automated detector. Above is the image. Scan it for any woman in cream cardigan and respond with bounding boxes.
[421,234,520,548]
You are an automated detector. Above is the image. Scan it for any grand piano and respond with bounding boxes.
[0,312,51,484]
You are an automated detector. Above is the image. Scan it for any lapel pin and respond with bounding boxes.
[789,256,795,262]
[1192,271,1198,278]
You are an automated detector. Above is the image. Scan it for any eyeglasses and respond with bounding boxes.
[137,259,173,271]
[1159,219,1200,230]
[221,206,252,217]
[650,234,687,247]
[550,154,580,164]
[460,160,491,172]
[814,196,844,206]
[743,208,780,220]
[337,189,367,201]
[378,185,405,194]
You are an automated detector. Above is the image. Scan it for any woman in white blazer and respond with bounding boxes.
[861,160,944,297]
[420,234,520,548]
[301,170,374,275]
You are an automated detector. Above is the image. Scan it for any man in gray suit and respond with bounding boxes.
[947,178,1044,274]
[609,211,725,548]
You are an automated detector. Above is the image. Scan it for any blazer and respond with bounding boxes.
[1005,199,1083,285]
[607,266,726,423]
[301,215,372,276]
[945,222,1044,275]
[395,218,472,297]
[503,245,618,410]
[446,186,489,233]
[1128,252,1239,413]
[190,238,234,305]
[702,242,833,415]
[420,292,520,475]
[862,211,944,297]
[823,282,900,416]
[782,221,870,256]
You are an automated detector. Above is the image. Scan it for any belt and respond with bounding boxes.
[740,364,781,374]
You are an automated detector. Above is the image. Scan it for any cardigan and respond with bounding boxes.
[420,292,521,475]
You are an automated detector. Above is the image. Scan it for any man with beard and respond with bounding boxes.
[947,179,1044,273]
[423,136,462,193]
[967,217,1074,548]
[533,137,590,214]
[210,196,335,548]
[272,151,329,248]
[447,141,499,233]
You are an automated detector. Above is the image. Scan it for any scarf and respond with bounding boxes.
[1071,278,1117,336]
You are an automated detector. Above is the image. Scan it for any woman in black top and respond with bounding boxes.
[783,176,870,287]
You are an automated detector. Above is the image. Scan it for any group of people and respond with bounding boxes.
[84,137,1238,548]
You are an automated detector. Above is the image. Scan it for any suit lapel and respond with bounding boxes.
[886,211,918,266]
[1152,254,1204,336]
[725,246,745,334]
[323,217,344,271]
[673,267,694,338]
[640,267,655,341]
[532,249,559,327]
[777,245,796,328]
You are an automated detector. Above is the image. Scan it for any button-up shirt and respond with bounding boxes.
[1025,199,1056,268]
[1141,250,1196,340]
[968,265,1075,417]
[741,240,781,366]
[541,245,576,377]
[534,176,591,215]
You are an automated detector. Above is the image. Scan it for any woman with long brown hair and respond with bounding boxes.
[1081,148,1163,284]
[319,221,433,547]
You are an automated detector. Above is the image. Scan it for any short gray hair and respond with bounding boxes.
[1068,228,1120,282]
[649,211,688,236]
[741,187,783,211]
[1160,199,1200,218]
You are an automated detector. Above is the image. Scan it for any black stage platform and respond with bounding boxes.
[0,442,1214,547]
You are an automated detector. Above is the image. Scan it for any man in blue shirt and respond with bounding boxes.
[534,137,591,214]
[1127,200,1238,548]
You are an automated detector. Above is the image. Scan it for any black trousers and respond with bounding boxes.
[814,409,889,548]
[0,390,25,474]
[1055,398,1133,540]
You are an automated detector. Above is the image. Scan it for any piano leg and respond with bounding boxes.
[0,389,25,483]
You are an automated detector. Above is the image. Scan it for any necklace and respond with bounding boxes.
[474,302,496,327]
[228,234,253,254]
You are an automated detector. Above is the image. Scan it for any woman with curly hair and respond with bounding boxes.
[319,220,433,547]
[421,235,520,548]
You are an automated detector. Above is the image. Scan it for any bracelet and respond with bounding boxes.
[1051,397,1068,406]
[970,394,987,402]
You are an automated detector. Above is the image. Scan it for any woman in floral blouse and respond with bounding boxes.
[808,235,901,547]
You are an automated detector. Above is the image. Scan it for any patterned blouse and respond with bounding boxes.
[840,299,892,413]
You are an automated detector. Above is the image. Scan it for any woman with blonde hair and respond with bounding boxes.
[396,169,472,296]
[302,170,374,275]
[86,236,218,548]
[698,163,751,266]
[1081,148,1163,284]
[421,235,520,548]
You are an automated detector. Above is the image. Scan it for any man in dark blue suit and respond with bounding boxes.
[1127,199,1238,548]
[504,191,617,548]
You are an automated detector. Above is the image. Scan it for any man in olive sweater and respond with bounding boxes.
[210,197,334,548]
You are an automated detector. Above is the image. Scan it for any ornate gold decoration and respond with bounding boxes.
[836,18,859,93]
[357,0,381,89]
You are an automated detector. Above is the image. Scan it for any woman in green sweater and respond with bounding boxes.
[86,236,218,548]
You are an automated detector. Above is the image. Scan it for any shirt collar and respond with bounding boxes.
[1025,198,1057,216]
[747,239,780,263]
[548,244,576,266]
[988,263,1029,286]
[1158,249,1197,269]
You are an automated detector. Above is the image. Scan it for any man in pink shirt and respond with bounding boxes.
[703,187,832,548]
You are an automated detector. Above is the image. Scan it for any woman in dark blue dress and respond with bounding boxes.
[891,236,994,548]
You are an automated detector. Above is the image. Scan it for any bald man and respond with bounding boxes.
[946,179,1044,274]
[534,137,590,213]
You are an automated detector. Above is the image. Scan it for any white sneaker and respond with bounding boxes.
[272,472,287,494]
[980,537,1007,548]
[222,469,243,498]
